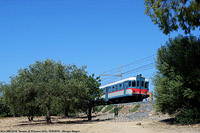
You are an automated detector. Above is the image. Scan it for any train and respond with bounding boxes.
[100,74,149,104]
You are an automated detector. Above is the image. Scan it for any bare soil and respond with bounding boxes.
[0,116,200,133]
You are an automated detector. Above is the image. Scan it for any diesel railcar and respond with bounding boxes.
[100,74,149,103]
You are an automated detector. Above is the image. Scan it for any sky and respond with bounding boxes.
[0,0,198,92]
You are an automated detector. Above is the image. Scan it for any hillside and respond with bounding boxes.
[94,101,171,122]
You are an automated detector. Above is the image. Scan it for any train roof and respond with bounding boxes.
[100,76,149,89]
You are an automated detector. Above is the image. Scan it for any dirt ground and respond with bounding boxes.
[0,116,200,133]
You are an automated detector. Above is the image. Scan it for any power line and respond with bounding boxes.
[101,76,119,85]
[122,54,156,68]
[122,63,154,75]
[100,54,157,85]
[121,66,155,79]
[101,64,155,85]
[101,65,122,80]
[101,54,156,75]
[101,76,115,81]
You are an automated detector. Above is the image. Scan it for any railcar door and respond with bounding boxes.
[124,81,128,95]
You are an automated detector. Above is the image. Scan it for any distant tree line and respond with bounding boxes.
[0,59,104,124]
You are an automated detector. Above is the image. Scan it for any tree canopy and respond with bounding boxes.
[144,0,200,35]
[0,82,11,117]
[1,59,103,123]
[153,35,200,124]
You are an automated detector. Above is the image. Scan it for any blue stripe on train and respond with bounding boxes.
[107,94,133,101]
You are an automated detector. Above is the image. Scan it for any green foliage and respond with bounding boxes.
[3,81,21,117]
[102,104,114,113]
[144,0,200,34]
[109,109,114,114]
[1,59,103,122]
[109,105,124,114]
[0,82,13,117]
[175,108,200,124]
[93,105,105,113]
[0,97,11,117]
[153,35,200,124]
[129,104,140,112]
[75,74,103,120]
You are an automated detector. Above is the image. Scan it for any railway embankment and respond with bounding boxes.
[94,100,171,122]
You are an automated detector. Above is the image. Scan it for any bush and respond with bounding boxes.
[0,98,11,117]
[153,35,200,124]
[94,105,105,113]
[129,104,140,112]
[102,104,114,113]
[175,108,200,124]
[109,105,124,114]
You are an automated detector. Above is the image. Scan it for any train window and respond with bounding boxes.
[112,86,115,92]
[116,85,118,91]
[128,81,131,87]
[137,81,140,87]
[119,84,122,90]
[145,82,149,88]
[141,81,144,87]
[132,81,136,87]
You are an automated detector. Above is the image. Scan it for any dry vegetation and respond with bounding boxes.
[0,103,200,133]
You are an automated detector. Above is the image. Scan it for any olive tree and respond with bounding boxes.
[78,74,102,121]
[0,82,11,117]
[2,59,104,123]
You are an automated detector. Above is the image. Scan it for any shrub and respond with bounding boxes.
[94,105,105,113]
[175,108,200,124]
[129,104,140,112]
[102,104,114,113]
[109,105,124,114]
[153,35,200,124]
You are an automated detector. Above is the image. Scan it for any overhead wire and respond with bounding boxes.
[122,63,155,75]
[122,54,156,68]
[100,54,157,85]
[101,54,156,76]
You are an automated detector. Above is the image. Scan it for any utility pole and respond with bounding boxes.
[101,65,122,80]
[119,65,122,80]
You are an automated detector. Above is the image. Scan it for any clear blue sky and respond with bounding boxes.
[0,0,198,92]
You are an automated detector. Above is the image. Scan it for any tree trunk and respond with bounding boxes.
[28,116,34,121]
[46,107,51,124]
[28,116,31,121]
[31,116,33,121]
[64,108,69,118]
[28,111,34,121]
[28,116,33,121]
[13,112,16,117]
[87,107,92,121]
